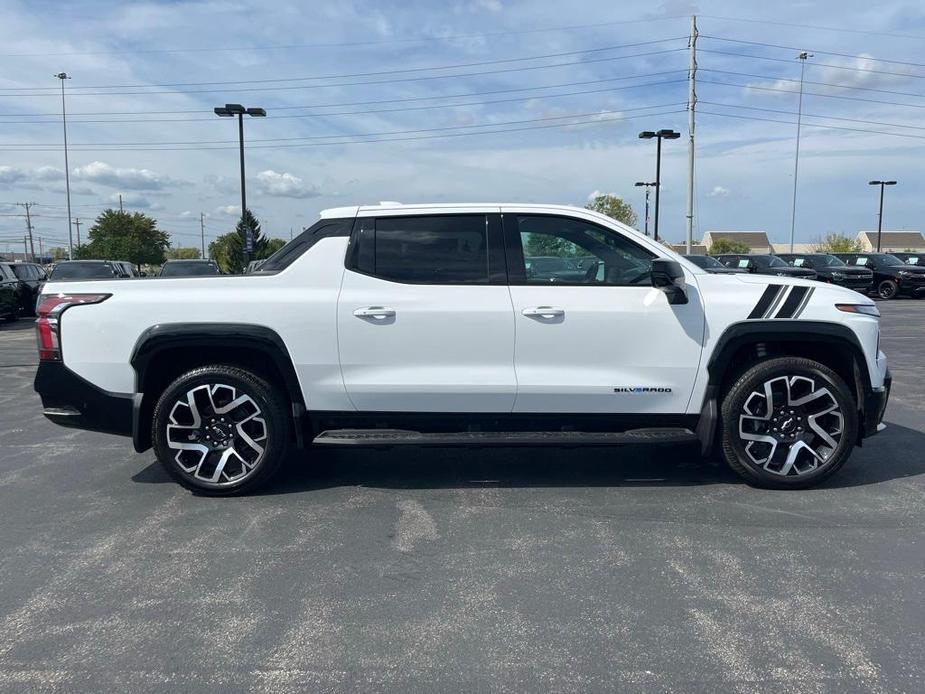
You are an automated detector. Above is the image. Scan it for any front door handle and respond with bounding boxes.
[522,306,565,318]
[353,306,396,319]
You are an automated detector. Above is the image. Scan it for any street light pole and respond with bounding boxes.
[638,129,680,242]
[214,104,266,268]
[789,51,813,252]
[55,72,74,260]
[869,180,897,253]
[634,181,657,236]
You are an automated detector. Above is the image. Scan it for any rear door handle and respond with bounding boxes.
[353,306,396,319]
[522,306,565,318]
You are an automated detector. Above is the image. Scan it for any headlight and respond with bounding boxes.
[835,303,880,317]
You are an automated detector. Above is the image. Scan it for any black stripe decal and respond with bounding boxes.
[748,284,783,319]
[776,286,809,318]
[792,287,815,318]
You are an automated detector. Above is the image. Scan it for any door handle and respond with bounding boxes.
[522,306,565,318]
[353,306,396,319]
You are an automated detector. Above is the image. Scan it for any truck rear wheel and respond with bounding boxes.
[720,357,858,489]
[152,365,289,495]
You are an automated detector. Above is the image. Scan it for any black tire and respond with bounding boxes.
[877,279,899,300]
[720,357,858,489]
[152,365,290,496]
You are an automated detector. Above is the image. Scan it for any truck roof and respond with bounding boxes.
[320,202,606,218]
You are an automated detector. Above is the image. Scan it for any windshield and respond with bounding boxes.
[767,256,788,268]
[690,255,723,268]
[49,262,115,280]
[816,255,845,267]
[873,254,904,266]
[160,262,219,277]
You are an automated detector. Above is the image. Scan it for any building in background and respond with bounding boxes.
[702,231,772,255]
[856,231,925,253]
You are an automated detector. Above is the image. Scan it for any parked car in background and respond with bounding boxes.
[684,255,747,274]
[776,253,873,293]
[891,252,922,267]
[48,260,122,281]
[158,259,221,277]
[244,259,265,274]
[835,252,925,299]
[8,262,48,316]
[112,261,138,278]
[0,263,19,321]
[713,254,817,280]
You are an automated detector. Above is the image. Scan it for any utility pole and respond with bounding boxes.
[119,194,124,212]
[55,72,74,260]
[18,202,35,260]
[789,51,813,252]
[200,212,206,259]
[23,236,28,260]
[685,14,698,254]
[74,217,82,246]
[39,237,44,259]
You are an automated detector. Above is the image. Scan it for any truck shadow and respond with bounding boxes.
[132,421,925,494]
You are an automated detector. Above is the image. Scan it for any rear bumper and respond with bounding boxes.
[34,361,133,437]
[861,369,891,439]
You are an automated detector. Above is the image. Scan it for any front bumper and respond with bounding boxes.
[861,369,891,439]
[34,361,133,437]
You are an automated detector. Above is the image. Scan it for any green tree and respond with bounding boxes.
[585,193,638,227]
[709,238,752,255]
[165,246,202,260]
[208,210,287,273]
[814,233,862,253]
[48,247,68,261]
[75,209,169,270]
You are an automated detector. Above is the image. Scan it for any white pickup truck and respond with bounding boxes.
[34,203,890,495]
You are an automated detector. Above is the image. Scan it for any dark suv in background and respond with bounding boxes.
[892,252,922,267]
[684,255,747,274]
[776,253,873,293]
[48,260,123,281]
[8,262,47,316]
[713,254,817,280]
[835,253,925,299]
[158,259,221,277]
[0,263,19,321]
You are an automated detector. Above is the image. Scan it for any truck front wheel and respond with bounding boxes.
[151,365,289,495]
[720,357,859,489]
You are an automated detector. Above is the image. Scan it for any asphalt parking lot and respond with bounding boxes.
[1,302,923,693]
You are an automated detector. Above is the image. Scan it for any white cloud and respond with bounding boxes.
[73,161,177,190]
[213,205,241,217]
[707,185,730,198]
[255,170,319,199]
[108,192,162,210]
[0,165,95,195]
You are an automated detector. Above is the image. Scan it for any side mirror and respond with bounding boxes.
[651,259,688,305]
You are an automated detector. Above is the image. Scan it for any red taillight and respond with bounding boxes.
[35,293,110,361]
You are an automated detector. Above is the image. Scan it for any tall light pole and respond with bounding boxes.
[869,180,897,253]
[214,103,266,267]
[634,181,657,237]
[639,129,680,242]
[55,72,74,260]
[789,51,813,252]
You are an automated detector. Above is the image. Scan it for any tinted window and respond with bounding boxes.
[0,264,13,281]
[363,215,489,284]
[512,215,654,285]
[160,262,220,277]
[259,218,353,273]
[49,262,115,280]
[11,264,30,279]
[688,255,723,269]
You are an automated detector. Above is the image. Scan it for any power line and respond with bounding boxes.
[700,69,925,99]
[0,102,688,148]
[698,109,925,141]
[699,48,925,80]
[1,38,686,92]
[0,15,689,58]
[700,35,925,68]
[0,70,688,118]
[0,106,689,153]
[0,48,688,97]
[699,78,925,110]
[700,100,925,130]
[699,14,925,41]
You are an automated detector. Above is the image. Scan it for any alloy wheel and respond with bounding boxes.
[738,375,844,477]
[165,383,267,485]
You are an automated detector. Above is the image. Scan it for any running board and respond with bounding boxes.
[312,428,698,447]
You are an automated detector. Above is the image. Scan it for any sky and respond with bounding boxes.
[1,0,924,254]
